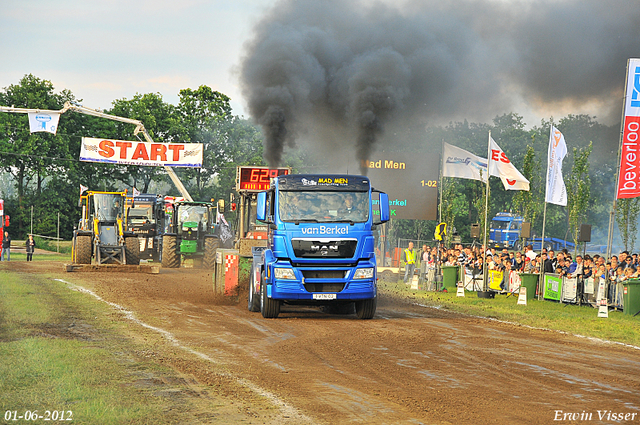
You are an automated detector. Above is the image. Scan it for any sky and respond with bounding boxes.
[1,0,639,130]
[0,0,274,116]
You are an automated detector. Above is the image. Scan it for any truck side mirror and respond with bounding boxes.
[376,192,390,224]
[256,192,268,222]
[217,199,225,213]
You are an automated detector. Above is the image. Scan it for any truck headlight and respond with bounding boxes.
[274,268,296,280]
[182,226,190,232]
[353,268,374,279]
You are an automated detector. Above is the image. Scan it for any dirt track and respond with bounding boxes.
[9,260,640,424]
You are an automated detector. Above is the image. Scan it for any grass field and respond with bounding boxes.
[0,268,221,424]
[379,278,640,347]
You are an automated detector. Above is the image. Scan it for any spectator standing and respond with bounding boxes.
[402,242,417,284]
[525,244,537,261]
[1,231,10,261]
[26,234,36,262]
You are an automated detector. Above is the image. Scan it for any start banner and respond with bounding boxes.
[80,137,203,168]
[617,58,640,199]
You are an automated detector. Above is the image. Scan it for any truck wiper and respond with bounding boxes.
[332,219,356,225]
[293,219,319,224]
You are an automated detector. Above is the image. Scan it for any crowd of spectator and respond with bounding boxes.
[411,242,638,303]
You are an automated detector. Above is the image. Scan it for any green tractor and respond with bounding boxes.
[162,200,219,268]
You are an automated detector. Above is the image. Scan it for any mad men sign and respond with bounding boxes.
[80,137,203,167]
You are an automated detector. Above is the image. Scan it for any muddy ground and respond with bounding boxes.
[5,260,640,424]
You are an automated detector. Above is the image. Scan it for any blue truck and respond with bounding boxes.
[248,174,390,319]
[489,212,575,251]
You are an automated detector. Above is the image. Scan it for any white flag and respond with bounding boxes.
[546,126,568,205]
[79,184,88,195]
[132,187,141,197]
[28,112,60,134]
[442,142,488,182]
[488,136,530,191]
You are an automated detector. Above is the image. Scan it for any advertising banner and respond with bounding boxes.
[488,137,530,191]
[561,277,577,303]
[80,137,203,167]
[442,142,488,182]
[28,111,60,134]
[543,273,562,301]
[617,58,640,199]
[545,126,568,206]
[488,270,503,291]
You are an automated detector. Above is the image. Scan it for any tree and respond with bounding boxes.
[566,142,592,254]
[616,198,640,252]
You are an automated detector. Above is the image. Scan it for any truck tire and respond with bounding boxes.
[75,235,92,264]
[203,237,219,269]
[355,296,377,320]
[514,241,522,251]
[125,236,140,265]
[162,235,180,268]
[260,273,280,318]
[247,269,260,312]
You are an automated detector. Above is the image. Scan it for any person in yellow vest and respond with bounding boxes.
[403,242,416,284]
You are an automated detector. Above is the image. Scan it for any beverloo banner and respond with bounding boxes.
[80,137,203,167]
[28,111,60,134]
[617,58,640,199]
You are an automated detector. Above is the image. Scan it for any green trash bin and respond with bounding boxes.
[623,279,640,316]
[519,273,539,301]
[441,266,459,292]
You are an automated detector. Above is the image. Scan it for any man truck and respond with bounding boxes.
[248,174,390,319]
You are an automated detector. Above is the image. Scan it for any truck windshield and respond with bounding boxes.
[279,191,369,223]
[128,202,153,225]
[93,194,123,221]
[491,220,509,230]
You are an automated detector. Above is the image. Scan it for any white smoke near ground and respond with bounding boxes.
[239,0,640,172]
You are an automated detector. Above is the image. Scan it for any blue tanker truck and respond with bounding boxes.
[247,174,390,319]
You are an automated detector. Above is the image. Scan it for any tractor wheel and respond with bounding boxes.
[162,235,180,268]
[125,236,140,265]
[355,295,377,320]
[260,273,280,319]
[75,235,92,264]
[203,237,219,269]
[247,267,260,312]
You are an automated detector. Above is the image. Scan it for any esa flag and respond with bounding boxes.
[488,136,530,191]
[28,112,60,134]
[546,126,568,205]
[442,142,488,182]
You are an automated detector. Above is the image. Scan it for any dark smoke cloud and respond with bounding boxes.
[239,0,640,172]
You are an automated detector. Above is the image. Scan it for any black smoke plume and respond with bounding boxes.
[239,0,640,172]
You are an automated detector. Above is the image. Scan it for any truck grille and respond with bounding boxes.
[301,270,346,279]
[292,239,357,258]
[303,283,346,293]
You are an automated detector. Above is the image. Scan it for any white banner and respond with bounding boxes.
[442,142,488,182]
[488,136,530,191]
[28,111,60,134]
[80,137,203,167]
[545,126,568,206]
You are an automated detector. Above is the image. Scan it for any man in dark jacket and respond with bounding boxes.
[1,231,11,261]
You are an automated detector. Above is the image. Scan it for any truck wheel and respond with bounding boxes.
[203,237,219,269]
[514,241,522,251]
[162,235,180,268]
[355,296,377,320]
[125,236,140,265]
[260,273,280,318]
[247,268,260,312]
[544,242,553,251]
[75,235,92,264]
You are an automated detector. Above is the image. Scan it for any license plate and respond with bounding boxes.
[313,293,337,300]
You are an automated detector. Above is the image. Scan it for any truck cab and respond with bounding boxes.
[249,174,390,319]
[489,212,524,250]
[125,194,165,261]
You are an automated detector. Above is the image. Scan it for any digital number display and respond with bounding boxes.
[237,167,290,192]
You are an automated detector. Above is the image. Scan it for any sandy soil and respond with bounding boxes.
[6,260,640,424]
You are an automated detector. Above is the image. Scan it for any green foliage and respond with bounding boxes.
[566,142,592,251]
[616,198,640,252]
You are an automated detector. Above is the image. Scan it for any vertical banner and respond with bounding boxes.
[546,126,568,206]
[617,58,640,199]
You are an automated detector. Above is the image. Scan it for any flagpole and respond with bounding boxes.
[438,139,444,224]
[539,125,551,301]
[606,59,631,259]
[482,131,492,292]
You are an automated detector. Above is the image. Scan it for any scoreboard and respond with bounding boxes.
[236,166,290,192]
